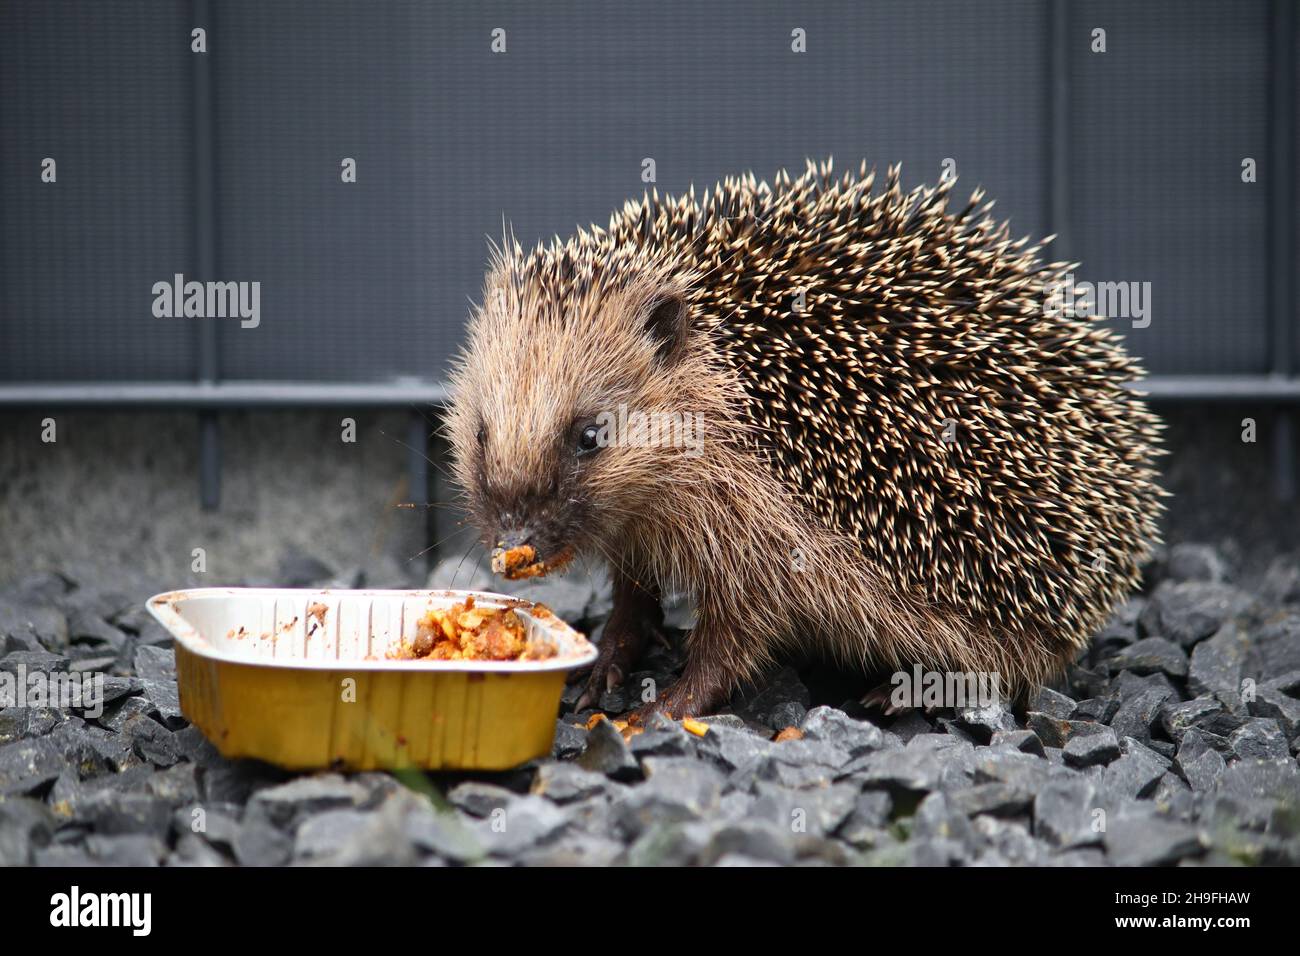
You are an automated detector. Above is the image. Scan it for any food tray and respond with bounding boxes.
[146,587,596,771]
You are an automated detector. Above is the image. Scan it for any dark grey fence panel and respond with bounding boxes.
[1067,0,1273,376]
[0,0,1291,391]
[206,0,1049,382]
[208,0,444,382]
[0,0,195,383]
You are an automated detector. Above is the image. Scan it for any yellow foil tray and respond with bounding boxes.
[146,588,596,771]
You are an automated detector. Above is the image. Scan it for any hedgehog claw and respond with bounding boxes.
[605,663,624,692]
[573,618,653,713]
[861,681,946,717]
[861,681,906,715]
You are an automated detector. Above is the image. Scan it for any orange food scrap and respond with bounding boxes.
[490,543,576,580]
[390,596,557,662]
[602,717,638,739]
[774,726,804,742]
[491,544,538,577]
[583,711,641,739]
[682,718,709,737]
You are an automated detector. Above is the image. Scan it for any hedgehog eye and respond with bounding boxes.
[576,424,601,456]
[476,424,487,448]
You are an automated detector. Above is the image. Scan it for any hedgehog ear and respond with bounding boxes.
[643,294,689,363]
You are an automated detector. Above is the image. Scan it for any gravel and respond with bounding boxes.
[1,544,1298,866]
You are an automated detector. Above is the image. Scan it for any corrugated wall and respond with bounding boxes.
[0,0,1293,386]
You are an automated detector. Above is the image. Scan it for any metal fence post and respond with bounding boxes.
[1269,0,1297,501]
[193,0,220,510]
[1047,0,1071,265]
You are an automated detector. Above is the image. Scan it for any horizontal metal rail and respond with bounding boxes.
[2,376,1299,408]
[1134,376,1300,401]
[0,381,449,407]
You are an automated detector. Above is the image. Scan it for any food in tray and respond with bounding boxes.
[390,596,558,662]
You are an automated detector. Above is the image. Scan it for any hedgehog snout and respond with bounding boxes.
[491,498,568,563]
[494,520,533,552]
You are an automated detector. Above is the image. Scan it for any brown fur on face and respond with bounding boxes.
[447,159,1165,714]
[445,242,737,572]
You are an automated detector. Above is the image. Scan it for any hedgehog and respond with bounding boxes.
[445,159,1164,721]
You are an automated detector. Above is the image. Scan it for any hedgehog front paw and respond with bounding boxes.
[628,665,729,724]
[574,617,661,712]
